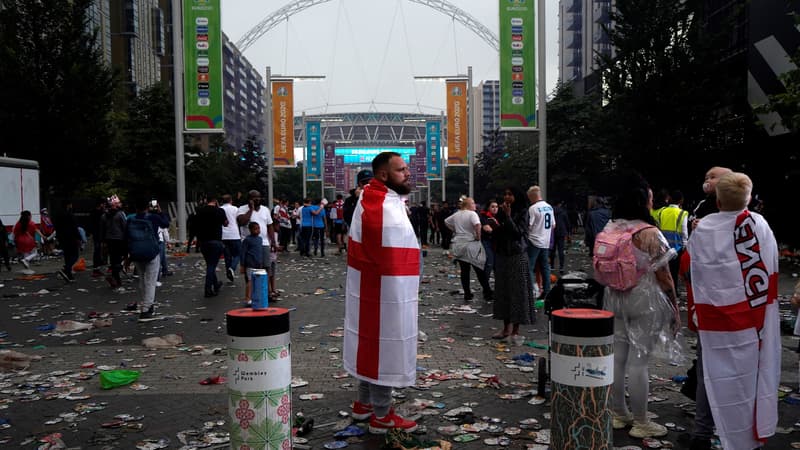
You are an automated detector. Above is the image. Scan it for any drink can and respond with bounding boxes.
[251,269,269,310]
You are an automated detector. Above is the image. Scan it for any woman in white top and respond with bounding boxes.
[445,197,492,301]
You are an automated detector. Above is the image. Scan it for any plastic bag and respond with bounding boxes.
[100,370,140,389]
[72,257,86,272]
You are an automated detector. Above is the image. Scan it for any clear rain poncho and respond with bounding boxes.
[601,219,684,362]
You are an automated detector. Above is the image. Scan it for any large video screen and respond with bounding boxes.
[335,147,415,164]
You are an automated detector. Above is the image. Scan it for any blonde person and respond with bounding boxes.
[603,172,679,439]
[689,172,780,450]
[445,197,492,302]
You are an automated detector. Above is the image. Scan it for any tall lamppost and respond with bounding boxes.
[263,67,325,209]
[414,66,474,200]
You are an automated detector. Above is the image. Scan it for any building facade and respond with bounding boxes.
[221,32,265,152]
[558,0,613,89]
[89,1,265,152]
[474,80,500,156]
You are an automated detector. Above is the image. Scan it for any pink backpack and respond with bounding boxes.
[592,222,654,291]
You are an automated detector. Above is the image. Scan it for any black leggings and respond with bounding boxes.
[458,260,492,299]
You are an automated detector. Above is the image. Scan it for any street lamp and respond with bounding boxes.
[413,67,475,200]
[263,67,325,208]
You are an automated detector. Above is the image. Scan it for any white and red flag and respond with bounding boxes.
[689,209,780,450]
[343,179,420,387]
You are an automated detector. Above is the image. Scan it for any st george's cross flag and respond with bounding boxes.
[343,178,420,387]
[689,209,780,450]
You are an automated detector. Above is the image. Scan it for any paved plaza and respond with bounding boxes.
[1,241,799,449]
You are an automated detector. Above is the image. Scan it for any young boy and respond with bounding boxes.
[240,222,264,306]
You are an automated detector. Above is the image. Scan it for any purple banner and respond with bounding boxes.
[414,142,427,187]
[323,142,336,188]
[335,155,345,193]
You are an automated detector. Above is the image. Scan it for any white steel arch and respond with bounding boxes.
[235,0,499,52]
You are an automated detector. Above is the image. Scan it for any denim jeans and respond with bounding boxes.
[133,255,160,309]
[200,240,224,293]
[526,245,551,296]
[158,241,168,277]
[223,239,241,272]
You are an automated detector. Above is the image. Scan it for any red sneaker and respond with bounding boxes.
[368,408,418,434]
[351,401,373,420]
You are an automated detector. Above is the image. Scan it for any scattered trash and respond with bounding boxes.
[142,334,183,349]
[99,370,141,389]
[198,376,226,385]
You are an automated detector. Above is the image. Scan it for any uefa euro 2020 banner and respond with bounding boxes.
[183,0,224,132]
[272,80,295,167]
[446,80,468,166]
[499,0,536,129]
[425,121,442,178]
[305,121,322,180]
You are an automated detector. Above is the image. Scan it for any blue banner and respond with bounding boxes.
[306,121,322,180]
[425,121,441,178]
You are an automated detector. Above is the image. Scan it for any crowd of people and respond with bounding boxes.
[0,155,796,447]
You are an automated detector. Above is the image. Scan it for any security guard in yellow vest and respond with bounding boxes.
[655,190,688,291]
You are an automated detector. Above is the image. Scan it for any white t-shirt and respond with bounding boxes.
[445,209,480,243]
[527,201,554,248]
[237,205,273,246]
[221,203,241,240]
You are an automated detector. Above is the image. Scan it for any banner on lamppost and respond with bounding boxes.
[183,0,224,132]
[425,123,441,178]
[446,80,468,166]
[305,121,321,180]
[499,0,536,129]
[272,80,295,167]
[323,142,336,188]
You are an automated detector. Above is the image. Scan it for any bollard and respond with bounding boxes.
[251,269,269,310]
[550,308,614,450]
[227,307,291,450]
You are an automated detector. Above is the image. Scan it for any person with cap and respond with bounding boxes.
[343,169,373,227]
[39,208,56,256]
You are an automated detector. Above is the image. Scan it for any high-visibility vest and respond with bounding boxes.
[657,206,688,251]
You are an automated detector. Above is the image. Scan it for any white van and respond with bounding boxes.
[0,156,40,229]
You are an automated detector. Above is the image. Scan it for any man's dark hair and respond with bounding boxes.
[670,190,684,204]
[372,151,401,173]
[207,194,218,202]
[222,194,232,204]
[336,194,343,200]
[135,198,151,211]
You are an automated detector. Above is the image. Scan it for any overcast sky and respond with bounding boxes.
[221,0,560,116]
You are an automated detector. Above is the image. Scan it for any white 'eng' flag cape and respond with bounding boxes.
[688,209,780,450]
[343,179,420,387]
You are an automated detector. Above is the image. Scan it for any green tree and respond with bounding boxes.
[0,0,115,197]
[545,82,609,199]
[597,0,743,189]
[112,82,177,200]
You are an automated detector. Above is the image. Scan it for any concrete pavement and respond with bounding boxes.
[1,240,799,449]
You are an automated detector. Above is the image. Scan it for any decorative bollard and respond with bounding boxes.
[251,269,269,310]
[550,308,615,450]
[227,308,291,450]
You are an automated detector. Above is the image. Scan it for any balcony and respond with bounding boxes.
[593,3,610,23]
[566,13,582,31]
[593,28,609,44]
[567,32,582,49]
[564,0,581,13]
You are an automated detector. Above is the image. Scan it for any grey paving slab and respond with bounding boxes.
[0,241,798,449]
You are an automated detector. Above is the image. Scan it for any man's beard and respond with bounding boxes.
[386,180,411,195]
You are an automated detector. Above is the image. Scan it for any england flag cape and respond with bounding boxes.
[688,209,780,450]
[343,179,420,387]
